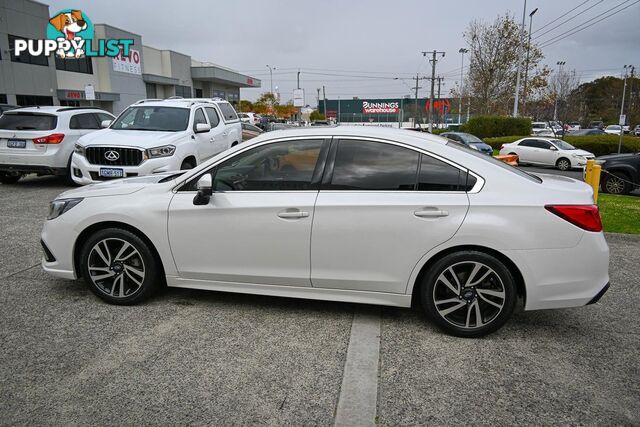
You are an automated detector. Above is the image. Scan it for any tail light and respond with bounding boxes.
[33,133,65,144]
[545,205,603,232]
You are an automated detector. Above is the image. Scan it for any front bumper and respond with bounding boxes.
[71,152,182,185]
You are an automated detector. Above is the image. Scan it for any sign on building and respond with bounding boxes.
[112,48,142,75]
[362,101,400,114]
[293,89,305,107]
[84,84,96,101]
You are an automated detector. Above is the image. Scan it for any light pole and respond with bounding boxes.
[266,65,276,94]
[513,0,527,117]
[522,7,538,116]
[553,61,565,121]
[458,48,468,124]
[618,65,632,153]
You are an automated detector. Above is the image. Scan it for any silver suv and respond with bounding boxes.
[0,107,115,184]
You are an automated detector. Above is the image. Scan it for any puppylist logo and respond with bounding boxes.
[13,9,134,59]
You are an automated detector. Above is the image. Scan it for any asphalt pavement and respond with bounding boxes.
[0,175,638,425]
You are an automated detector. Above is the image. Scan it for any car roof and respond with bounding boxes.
[4,106,112,115]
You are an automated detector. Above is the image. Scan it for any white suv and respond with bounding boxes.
[71,98,242,185]
[0,107,115,184]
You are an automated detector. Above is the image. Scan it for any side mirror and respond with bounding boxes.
[101,120,112,128]
[193,174,213,205]
[195,123,211,133]
[549,146,558,151]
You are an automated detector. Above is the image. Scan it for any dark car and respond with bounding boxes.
[440,132,493,155]
[597,152,640,195]
[569,129,606,136]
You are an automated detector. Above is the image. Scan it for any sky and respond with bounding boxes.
[45,0,640,104]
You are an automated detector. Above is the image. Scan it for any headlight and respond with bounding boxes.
[47,198,83,220]
[146,145,176,158]
[74,144,85,156]
[571,154,583,158]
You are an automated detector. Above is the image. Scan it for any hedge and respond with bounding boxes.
[459,116,532,138]
[483,134,640,156]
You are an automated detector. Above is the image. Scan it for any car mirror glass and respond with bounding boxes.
[101,120,112,128]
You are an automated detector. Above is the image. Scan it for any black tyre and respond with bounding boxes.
[0,172,21,184]
[420,251,517,338]
[64,155,79,186]
[601,171,631,195]
[556,157,571,171]
[79,228,161,305]
[180,159,195,170]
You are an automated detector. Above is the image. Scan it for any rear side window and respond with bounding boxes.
[329,140,419,190]
[0,113,57,130]
[70,113,100,129]
[204,107,220,127]
[418,154,466,191]
[218,103,238,121]
[518,139,536,147]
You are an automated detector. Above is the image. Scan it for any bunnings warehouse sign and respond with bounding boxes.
[362,101,400,114]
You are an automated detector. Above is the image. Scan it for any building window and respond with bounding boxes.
[195,88,203,98]
[8,35,49,66]
[145,83,157,99]
[175,85,192,98]
[212,90,225,99]
[60,100,80,107]
[0,94,7,104]
[55,56,93,74]
[16,95,54,106]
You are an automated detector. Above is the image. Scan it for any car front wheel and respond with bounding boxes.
[421,251,517,337]
[556,158,571,171]
[79,228,161,305]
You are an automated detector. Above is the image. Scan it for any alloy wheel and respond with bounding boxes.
[432,261,506,329]
[87,238,146,298]
[557,159,570,171]
[605,176,625,194]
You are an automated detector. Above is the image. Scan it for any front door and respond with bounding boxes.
[311,139,470,294]
[168,138,327,287]
[192,107,215,162]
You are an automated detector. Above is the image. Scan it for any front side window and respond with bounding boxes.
[329,140,419,191]
[110,106,190,131]
[211,139,323,191]
[193,108,207,129]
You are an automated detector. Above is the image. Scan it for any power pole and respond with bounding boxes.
[458,48,468,124]
[618,65,632,154]
[436,76,444,127]
[414,74,419,128]
[423,50,445,132]
[553,61,565,121]
[316,88,320,109]
[513,0,527,117]
[522,7,538,116]
[322,85,327,121]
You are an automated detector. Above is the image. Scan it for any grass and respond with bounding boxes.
[598,193,640,234]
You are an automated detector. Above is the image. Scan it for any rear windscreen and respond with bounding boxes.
[0,113,57,130]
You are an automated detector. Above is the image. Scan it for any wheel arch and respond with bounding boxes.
[603,166,636,182]
[73,221,165,280]
[182,155,197,168]
[410,244,526,308]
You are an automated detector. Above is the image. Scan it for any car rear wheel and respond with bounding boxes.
[421,251,517,337]
[556,158,571,171]
[601,172,631,195]
[0,172,21,184]
[80,228,160,305]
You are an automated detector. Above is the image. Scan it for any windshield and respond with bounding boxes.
[460,133,484,143]
[447,141,542,183]
[110,106,190,131]
[607,125,621,130]
[532,123,546,129]
[551,139,575,150]
[0,113,57,130]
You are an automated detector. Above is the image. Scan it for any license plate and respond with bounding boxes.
[7,139,26,149]
[99,168,124,178]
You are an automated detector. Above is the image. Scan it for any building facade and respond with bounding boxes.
[1,0,260,112]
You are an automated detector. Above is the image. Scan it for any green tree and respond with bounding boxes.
[238,100,253,113]
[309,110,325,121]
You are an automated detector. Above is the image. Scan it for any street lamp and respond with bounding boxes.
[618,65,633,153]
[458,48,468,124]
[553,61,566,121]
[522,7,538,116]
[266,65,276,94]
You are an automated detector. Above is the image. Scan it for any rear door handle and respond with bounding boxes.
[414,209,449,218]
[278,210,309,219]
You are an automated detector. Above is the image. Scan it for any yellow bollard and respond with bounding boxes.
[592,164,601,203]
[585,159,595,186]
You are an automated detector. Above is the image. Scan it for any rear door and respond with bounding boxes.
[204,106,228,155]
[513,139,537,163]
[0,112,58,163]
[310,138,471,294]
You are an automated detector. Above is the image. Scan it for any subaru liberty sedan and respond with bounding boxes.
[41,127,610,337]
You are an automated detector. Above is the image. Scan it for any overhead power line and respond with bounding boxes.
[533,0,605,39]
[532,0,595,35]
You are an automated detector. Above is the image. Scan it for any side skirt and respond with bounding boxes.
[166,277,412,308]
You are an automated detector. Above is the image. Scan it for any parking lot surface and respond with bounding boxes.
[1,176,638,425]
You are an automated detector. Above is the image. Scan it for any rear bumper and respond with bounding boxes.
[0,164,67,175]
[587,282,610,305]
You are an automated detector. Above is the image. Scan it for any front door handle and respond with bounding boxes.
[278,210,309,219]
[414,209,449,218]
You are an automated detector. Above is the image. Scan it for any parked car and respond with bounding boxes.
[531,121,562,137]
[604,125,623,135]
[623,125,630,134]
[71,98,241,185]
[238,112,261,126]
[633,125,640,137]
[569,129,606,136]
[440,132,493,155]
[0,104,19,115]
[41,126,609,337]
[597,152,639,195]
[241,122,263,141]
[0,107,115,184]
[566,122,581,132]
[499,137,595,170]
[589,120,604,130]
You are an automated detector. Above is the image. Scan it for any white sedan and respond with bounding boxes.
[499,137,595,171]
[604,125,623,135]
[41,127,609,337]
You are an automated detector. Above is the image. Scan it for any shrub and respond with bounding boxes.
[460,116,532,138]
[309,110,325,121]
[484,134,640,156]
